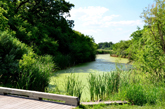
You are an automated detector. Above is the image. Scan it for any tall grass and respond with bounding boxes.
[117,70,165,106]
[48,73,84,101]
[87,71,120,101]
[64,74,84,100]
[49,68,165,106]
[18,55,54,91]
[16,70,34,90]
[65,73,76,96]
[87,73,96,101]
[99,74,106,100]
[86,69,165,105]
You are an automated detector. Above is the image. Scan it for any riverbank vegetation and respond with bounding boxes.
[97,42,113,54]
[97,42,113,50]
[97,49,112,54]
[110,40,132,58]
[76,103,165,109]
[49,68,165,106]
[111,0,165,81]
[49,0,165,108]
[0,31,55,91]
[111,0,165,107]
[0,0,97,91]
[1,0,165,108]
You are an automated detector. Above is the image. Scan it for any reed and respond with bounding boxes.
[64,73,84,100]
[49,69,165,105]
[87,73,96,101]
[99,74,106,100]
[87,71,120,101]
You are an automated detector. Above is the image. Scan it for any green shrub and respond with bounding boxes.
[0,31,31,86]
[53,53,72,69]
[111,40,132,58]
[18,54,54,91]
[0,31,54,91]
[159,87,165,102]
[125,83,158,106]
[126,84,147,105]
[145,87,158,105]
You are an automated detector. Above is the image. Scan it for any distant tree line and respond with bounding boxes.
[97,42,113,50]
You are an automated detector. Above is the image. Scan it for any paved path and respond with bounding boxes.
[0,95,76,109]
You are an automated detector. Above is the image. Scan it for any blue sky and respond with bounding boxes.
[66,0,155,44]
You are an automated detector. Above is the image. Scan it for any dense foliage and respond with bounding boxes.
[110,40,132,58]
[112,0,165,80]
[133,0,165,80]
[0,0,97,91]
[97,49,112,54]
[97,42,113,50]
[0,31,54,91]
[0,0,97,68]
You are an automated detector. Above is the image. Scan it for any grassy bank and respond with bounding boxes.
[109,50,129,59]
[97,49,112,54]
[48,67,165,107]
[76,104,165,109]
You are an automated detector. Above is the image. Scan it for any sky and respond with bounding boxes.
[65,0,155,44]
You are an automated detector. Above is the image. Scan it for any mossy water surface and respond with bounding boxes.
[49,54,131,101]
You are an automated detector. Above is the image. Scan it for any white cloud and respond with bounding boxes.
[105,20,143,26]
[79,29,102,35]
[102,15,120,22]
[67,6,145,43]
[69,6,109,20]
[68,6,142,28]
[68,6,120,27]
[117,28,123,31]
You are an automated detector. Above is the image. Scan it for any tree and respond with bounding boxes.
[141,0,165,52]
[134,0,165,79]
[97,42,113,49]
[0,0,97,90]
[0,0,97,70]
[0,0,74,55]
[0,6,8,31]
[112,40,132,58]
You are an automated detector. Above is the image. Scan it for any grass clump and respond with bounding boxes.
[76,104,165,109]
[50,73,84,100]
[125,84,147,105]
[86,69,165,106]
[18,54,54,91]
[65,74,84,100]
[117,70,165,106]
[87,71,120,101]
